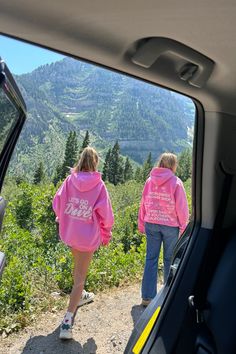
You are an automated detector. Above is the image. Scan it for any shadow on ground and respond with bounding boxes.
[131,304,146,327]
[131,285,165,328]
[21,326,97,354]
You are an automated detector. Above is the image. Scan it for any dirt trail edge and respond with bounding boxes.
[0,283,146,354]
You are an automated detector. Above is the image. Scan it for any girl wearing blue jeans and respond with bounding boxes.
[138,153,189,306]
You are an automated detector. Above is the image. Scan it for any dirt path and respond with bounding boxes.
[0,283,147,354]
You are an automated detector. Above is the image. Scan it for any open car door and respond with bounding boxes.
[0,58,26,276]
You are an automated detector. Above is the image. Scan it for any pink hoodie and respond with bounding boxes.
[53,171,114,252]
[138,167,189,234]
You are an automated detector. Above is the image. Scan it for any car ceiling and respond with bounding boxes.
[0,0,236,114]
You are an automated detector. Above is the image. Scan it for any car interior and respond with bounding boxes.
[0,1,236,353]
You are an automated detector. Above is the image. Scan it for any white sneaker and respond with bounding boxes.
[78,290,95,307]
[59,321,73,340]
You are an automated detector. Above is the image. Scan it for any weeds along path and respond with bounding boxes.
[0,283,147,354]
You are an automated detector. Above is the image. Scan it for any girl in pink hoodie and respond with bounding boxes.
[138,152,189,306]
[53,147,114,340]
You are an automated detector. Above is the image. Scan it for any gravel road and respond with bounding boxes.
[0,283,148,354]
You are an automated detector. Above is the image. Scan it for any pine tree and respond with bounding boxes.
[142,152,153,181]
[15,188,33,230]
[33,162,45,184]
[52,163,63,186]
[61,131,78,179]
[124,157,133,181]
[109,141,119,185]
[102,148,111,181]
[15,175,25,185]
[109,141,124,185]
[80,130,90,154]
[135,166,142,182]
[117,156,124,184]
[176,148,192,181]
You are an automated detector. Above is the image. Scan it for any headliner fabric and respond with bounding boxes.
[0,0,236,113]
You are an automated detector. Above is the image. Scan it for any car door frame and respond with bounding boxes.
[125,99,208,354]
[0,59,26,191]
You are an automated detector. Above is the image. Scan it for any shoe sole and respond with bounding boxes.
[78,293,95,307]
[141,299,151,307]
[59,331,73,340]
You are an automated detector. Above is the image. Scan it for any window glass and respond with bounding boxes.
[0,35,195,346]
[0,89,18,153]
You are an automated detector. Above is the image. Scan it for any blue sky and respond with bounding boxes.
[0,35,65,75]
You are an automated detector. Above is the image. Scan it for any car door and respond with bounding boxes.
[125,91,236,353]
[0,58,26,276]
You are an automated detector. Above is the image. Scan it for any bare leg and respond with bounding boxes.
[67,248,94,314]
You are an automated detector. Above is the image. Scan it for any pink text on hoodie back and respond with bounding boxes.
[138,167,189,234]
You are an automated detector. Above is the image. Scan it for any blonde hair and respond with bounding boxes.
[74,147,99,172]
[157,152,177,172]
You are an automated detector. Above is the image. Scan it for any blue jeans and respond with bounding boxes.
[141,222,179,300]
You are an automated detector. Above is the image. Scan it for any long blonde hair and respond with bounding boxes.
[74,147,99,172]
[157,152,177,172]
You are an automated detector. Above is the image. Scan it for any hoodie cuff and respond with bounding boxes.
[101,232,112,245]
[179,226,186,235]
[138,224,145,234]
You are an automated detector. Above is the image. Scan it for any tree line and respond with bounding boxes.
[32,130,192,186]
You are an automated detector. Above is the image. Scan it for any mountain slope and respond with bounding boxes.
[11,57,195,177]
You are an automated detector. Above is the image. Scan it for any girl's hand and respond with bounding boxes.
[55,216,59,223]
[102,234,111,246]
[102,238,110,246]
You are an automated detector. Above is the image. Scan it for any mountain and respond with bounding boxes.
[11,57,195,178]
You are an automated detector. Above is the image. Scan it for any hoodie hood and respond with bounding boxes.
[71,171,102,192]
[150,167,174,186]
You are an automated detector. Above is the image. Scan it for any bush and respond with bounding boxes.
[86,241,146,291]
[0,177,191,334]
[0,256,32,312]
[15,185,33,230]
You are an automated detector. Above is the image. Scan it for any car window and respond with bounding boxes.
[0,36,195,348]
[0,88,19,154]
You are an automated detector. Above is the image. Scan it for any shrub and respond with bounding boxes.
[0,177,190,334]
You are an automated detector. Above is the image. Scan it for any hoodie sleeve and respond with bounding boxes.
[52,178,67,219]
[138,181,148,234]
[95,184,114,245]
[175,180,189,234]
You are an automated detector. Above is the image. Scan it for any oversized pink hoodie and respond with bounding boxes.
[53,171,114,252]
[138,167,189,234]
